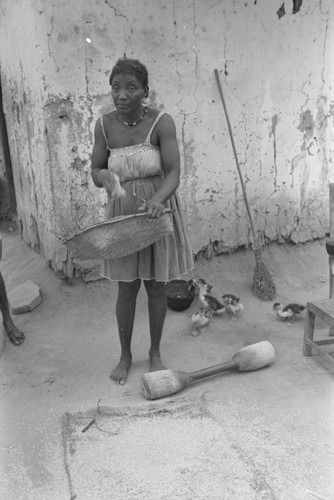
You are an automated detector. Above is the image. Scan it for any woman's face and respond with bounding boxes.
[111,73,146,114]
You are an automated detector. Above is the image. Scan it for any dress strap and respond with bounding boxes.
[99,116,110,150]
[144,112,165,144]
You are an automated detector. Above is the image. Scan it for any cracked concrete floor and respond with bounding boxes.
[0,220,334,499]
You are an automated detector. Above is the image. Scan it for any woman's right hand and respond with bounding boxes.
[97,169,111,189]
[98,170,126,198]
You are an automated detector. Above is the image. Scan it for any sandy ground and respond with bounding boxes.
[0,220,334,499]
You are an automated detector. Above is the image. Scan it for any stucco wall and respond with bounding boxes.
[0,137,9,218]
[0,0,333,276]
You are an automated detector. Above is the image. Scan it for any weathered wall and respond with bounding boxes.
[0,0,333,276]
[0,135,8,218]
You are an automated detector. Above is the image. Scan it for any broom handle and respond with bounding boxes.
[214,68,258,249]
[189,360,238,382]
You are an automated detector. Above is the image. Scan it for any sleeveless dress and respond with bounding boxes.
[99,111,194,282]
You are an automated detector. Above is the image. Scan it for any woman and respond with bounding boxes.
[91,58,194,385]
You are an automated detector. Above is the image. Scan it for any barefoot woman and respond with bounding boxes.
[91,58,194,384]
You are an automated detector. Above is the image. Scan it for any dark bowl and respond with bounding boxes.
[164,279,195,312]
[326,241,334,256]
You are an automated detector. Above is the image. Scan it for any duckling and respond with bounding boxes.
[186,279,196,294]
[272,302,305,321]
[191,278,225,314]
[191,307,213,336]
[192,278,213,294]
[192,278,213,301]
[222,293,240,305]
[222,294,244,318]
[201,294,226,314]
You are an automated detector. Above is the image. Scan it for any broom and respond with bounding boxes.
[214,68,276,301]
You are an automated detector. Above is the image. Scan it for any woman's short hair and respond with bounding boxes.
[109,58,149,90]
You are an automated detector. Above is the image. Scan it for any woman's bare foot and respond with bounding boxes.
[110,358,132,385]
[4,322,25,346]
[149,352,166,372]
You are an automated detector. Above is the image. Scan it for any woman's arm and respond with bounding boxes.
[91,119,125,198]
[144,114,181,218]
[91,119,109,188]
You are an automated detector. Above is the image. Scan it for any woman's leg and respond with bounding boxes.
[110,279,141,384]
[144,279,167,371]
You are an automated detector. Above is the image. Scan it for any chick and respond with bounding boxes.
[192,278,213,296]
[191,307,213,336]
[201,294,226,314]
[272,302,305,322]
[191,278,212,302]
[222,293,239,305]
[222,293,244,318]
[186,279,196,294]
[191,278,225,314]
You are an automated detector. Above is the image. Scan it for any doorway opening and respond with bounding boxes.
[0,76,17,220]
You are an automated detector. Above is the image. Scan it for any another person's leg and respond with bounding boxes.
[0,272,25,346]
[110,279,141,384]
[0,238,24,346]
[144,279,167,371]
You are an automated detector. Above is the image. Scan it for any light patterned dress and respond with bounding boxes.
[99,111,194,282]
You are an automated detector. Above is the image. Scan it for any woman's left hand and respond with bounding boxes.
[138,200,166,219]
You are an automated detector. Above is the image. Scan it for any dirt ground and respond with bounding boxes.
[1,219,334,499]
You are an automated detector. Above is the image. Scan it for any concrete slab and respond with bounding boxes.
[7,280,41,314]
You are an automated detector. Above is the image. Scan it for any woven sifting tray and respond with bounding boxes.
[67,211,174,261]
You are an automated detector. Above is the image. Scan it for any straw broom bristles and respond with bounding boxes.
[252,248,276,301]
[214,69,276,301]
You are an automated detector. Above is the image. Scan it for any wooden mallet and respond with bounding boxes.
[141,341,275,400]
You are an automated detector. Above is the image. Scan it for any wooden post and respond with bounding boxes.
[303,305,315,356]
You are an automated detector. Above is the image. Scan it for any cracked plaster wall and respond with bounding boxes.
[0,133,8,217]
[0,0,333,276]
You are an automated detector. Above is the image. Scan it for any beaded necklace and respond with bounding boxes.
[121,106,148,126]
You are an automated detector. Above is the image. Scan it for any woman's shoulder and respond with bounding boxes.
[94,111,116,127]
[149,108,172,118]
[152,110,176,136]
[99,110,117,122]
[148,109,175,127]
[148,109,176,145]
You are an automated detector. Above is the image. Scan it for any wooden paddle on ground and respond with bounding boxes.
[141,341,275,400]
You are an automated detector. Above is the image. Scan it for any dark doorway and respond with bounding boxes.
[0,77,17,218]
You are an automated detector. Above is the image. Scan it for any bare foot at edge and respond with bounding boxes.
[110,358,132,385]
[149,353,166,372]
[4,323,25,346]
